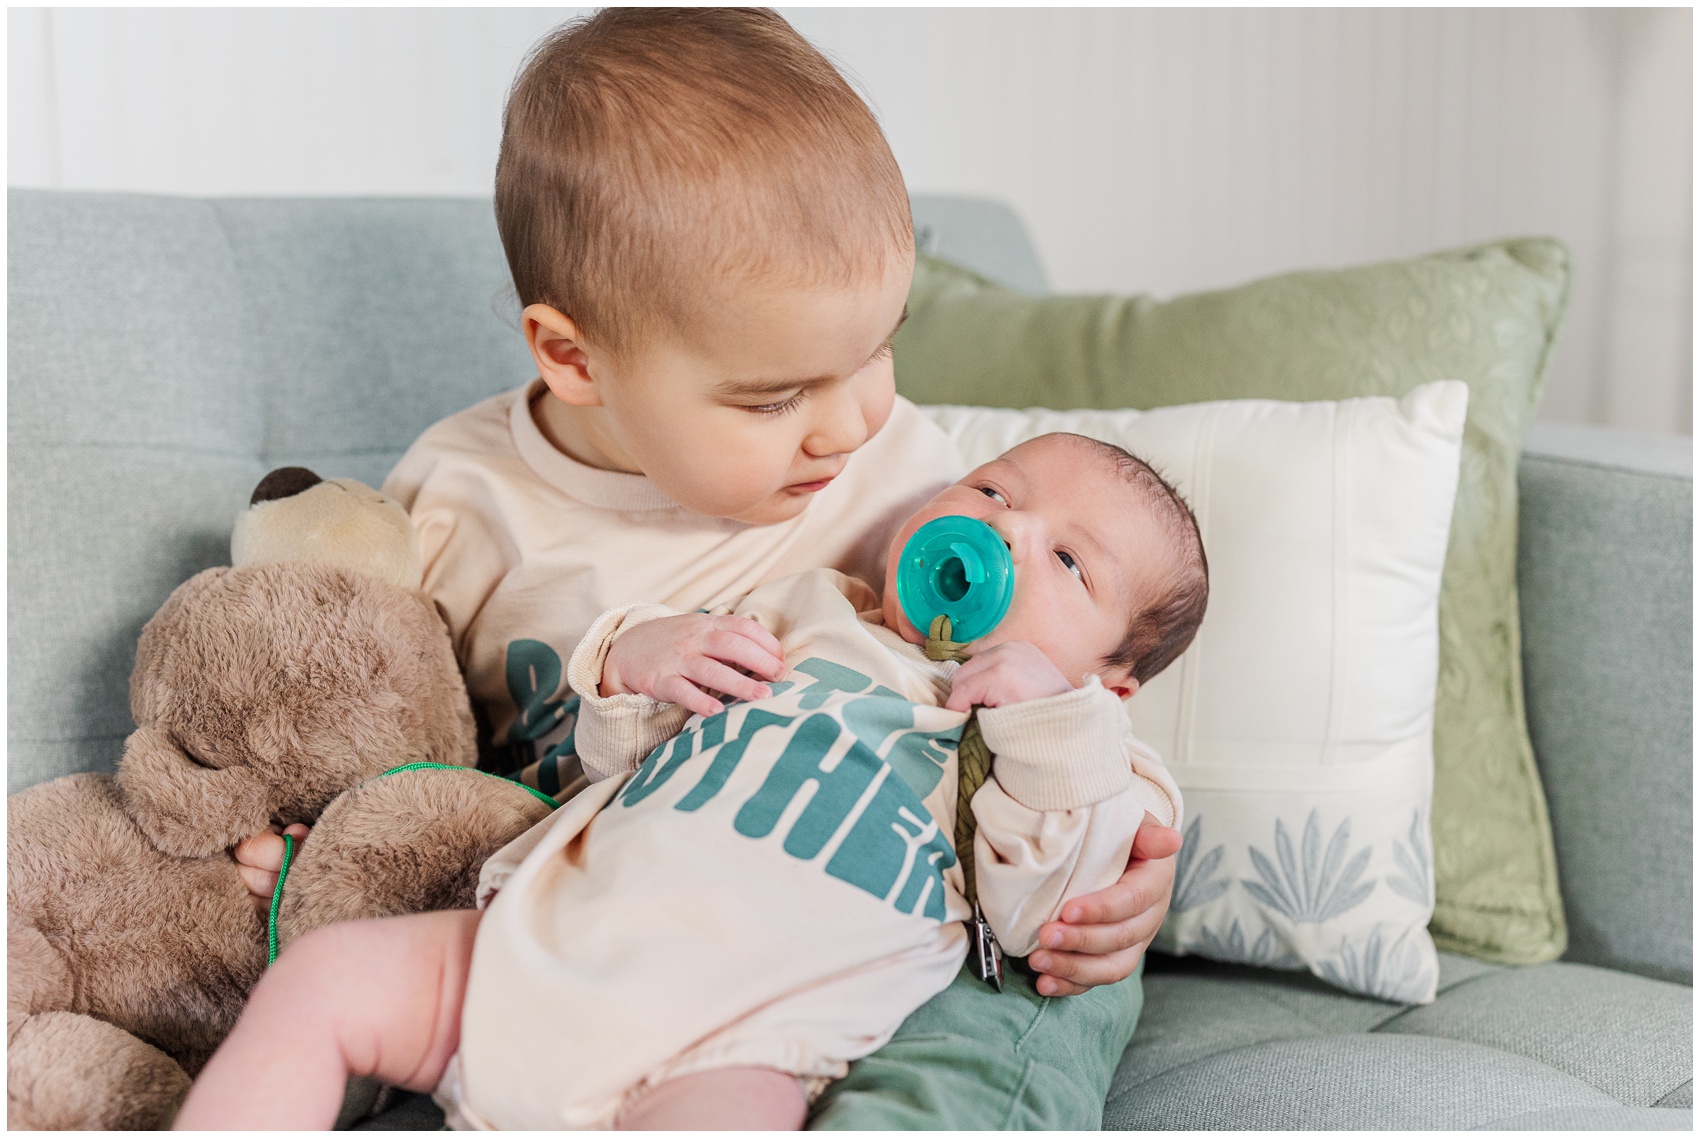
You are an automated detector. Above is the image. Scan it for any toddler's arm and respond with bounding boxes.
[566,604,783,780]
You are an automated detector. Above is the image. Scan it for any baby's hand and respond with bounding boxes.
[233,823,311,912]
[945,641,1073,711]
[603,614,784,718]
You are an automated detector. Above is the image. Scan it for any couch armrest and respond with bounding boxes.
[1517,422,1692,984]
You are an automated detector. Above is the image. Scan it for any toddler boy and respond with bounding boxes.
[231,8,1185,1129]
[176,433,1207,1130]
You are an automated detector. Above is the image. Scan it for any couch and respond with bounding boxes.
[8,189,1691,1129]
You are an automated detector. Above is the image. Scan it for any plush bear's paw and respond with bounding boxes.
[276,770,554,951]
[7,1011,191,1130]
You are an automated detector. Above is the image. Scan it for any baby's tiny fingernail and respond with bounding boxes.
[1031,952,1052,971]
[1063,906,1081,923]
[1043,930,1064,949]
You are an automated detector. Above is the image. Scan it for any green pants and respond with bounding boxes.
[808,958,1145,1130]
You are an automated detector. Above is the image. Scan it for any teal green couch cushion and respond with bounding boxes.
[1517,426,1693,984]
[892,248,1570,966]
[1111,952,1691,1129]
[7,191,530,793]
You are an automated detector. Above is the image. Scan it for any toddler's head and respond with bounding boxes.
[882,433,1210,698]
[498,9,914,524]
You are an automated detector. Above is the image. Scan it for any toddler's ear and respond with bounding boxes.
[523,304,600,407]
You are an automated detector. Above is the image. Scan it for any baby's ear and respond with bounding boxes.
[1096,668,1138,701]
[116,726,270,858]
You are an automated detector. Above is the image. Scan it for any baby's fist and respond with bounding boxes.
[945,641,1072,712]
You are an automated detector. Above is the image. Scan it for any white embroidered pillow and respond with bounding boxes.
[921,380,1466,1004]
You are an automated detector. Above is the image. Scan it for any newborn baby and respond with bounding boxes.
[175,432,1208,1132]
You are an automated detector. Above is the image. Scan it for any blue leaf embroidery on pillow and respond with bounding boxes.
[1385,809,1433,906]
[1242,811,1375,923]
[1317,924,1433,1004]
[1172,816,1230,913]
[1197,918,1302,969]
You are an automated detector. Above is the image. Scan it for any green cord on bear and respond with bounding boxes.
[264,763,558,966]
[265,834,296,967]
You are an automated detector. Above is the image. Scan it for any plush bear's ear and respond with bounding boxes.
[116,726,270,858]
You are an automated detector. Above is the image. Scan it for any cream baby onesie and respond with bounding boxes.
[439,569,1181,1130]
[383,380,964,793]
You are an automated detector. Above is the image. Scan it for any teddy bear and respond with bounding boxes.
[7,468,555,1130]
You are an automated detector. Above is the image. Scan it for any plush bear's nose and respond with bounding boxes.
[250,467,323,505]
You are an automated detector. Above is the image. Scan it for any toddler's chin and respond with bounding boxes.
[723,491,813,527]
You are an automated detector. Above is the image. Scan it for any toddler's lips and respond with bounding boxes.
[786,475,837,494]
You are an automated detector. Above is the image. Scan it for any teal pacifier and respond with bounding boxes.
[896,515,1015,647]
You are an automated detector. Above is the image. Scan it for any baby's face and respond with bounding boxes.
[881,435,1173,695]
[546,255,912,526]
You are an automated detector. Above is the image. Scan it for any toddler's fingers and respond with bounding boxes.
[1028,942,1146,993]
[702,628,785,681]
[716,615,783,661]
[1034,975,1090,998]
[1036,912,1144,956]
[236,863,280,909]
[234,828,287,873]
[683,657,771,705]
[1131,818,1183,861]
[655,675,728,719]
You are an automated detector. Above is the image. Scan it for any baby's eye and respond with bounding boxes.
[1056,549,1084,582]
[978,486,1008,506]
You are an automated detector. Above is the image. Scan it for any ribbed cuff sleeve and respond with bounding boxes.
[566,603,690,780]
[975,675,1134,811]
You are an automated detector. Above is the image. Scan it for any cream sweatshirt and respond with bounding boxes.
[451,570,1180,1129]
[383,380,965,780]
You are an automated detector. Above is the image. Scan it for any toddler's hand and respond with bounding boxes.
[233,823,312,912]
[1028,816,1182,996]
[945,641,1072,712]
[603,614,784,718]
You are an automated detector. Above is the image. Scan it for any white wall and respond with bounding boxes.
[9,7,1691,434]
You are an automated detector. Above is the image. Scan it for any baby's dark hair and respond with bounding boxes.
[1066,435,1209,686]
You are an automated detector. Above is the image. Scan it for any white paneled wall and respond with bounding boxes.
[8,7,1691,433]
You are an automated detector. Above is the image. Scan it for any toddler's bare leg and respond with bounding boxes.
[173,909,479,1130]
[616,1067,807,1131]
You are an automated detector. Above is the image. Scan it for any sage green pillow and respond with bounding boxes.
[895,240,1571,965]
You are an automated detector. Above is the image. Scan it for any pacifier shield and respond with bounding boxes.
[895,515,1014,644]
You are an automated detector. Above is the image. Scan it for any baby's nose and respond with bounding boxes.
[983,513,1027,560]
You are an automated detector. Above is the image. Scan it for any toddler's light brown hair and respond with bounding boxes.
[496,8,913,359]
